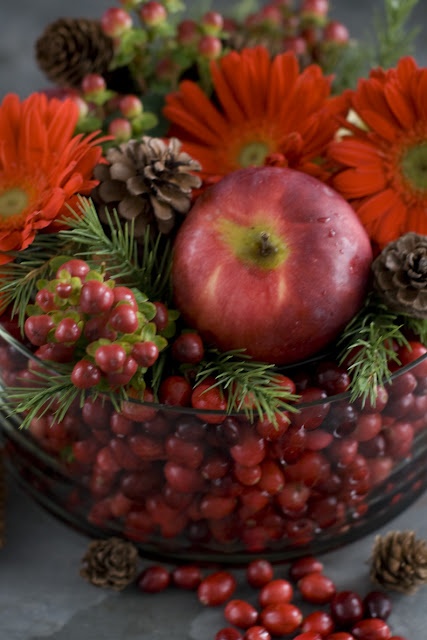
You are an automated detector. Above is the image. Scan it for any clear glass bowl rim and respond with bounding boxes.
[1,323,427,417]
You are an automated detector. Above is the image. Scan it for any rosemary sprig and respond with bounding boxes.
[195,349,301,424]
[338,294,409,406]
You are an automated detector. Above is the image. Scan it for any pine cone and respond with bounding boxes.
[370,530,427,594]
[80,537,139,590]
[92,137,202,239]
[372,232,427,318]
[35,18,114,89]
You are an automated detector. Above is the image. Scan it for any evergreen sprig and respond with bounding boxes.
[373,0,420,69]
[0,234,73,330]
[195,349,301,424]
[338,294,410,406]
[59,198,172,301]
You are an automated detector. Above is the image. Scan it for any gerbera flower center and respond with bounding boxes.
[238,142,270,168]
[0,187,29,218]
[401,143,427,192]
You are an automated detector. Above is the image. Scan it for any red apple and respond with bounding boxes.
[171,167,372,365]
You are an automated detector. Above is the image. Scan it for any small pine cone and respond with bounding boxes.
[92,137,202,239]
[80,537,139,591]
[35,18,114,89]
[372,232,427,318]
[370,530,427,594]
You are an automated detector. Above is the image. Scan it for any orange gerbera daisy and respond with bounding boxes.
[0,92,104,264]
[328,57,427,249]
[163,46,348,185]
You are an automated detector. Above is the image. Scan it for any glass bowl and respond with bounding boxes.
[1,323,427,564]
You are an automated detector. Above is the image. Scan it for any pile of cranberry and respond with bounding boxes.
[0,258,427,558]
[136,555,406,640]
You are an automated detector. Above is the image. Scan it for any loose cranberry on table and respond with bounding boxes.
[351,618,392,640]
[224,599,259,629]
[289,556,324,581]
[362,592,392,621]
[137,565,171,593]
[197,571,237,606]
[298,572,336,604]
[258,579,293,607]
[215,628,243,640]
[259,602,303,635]
[244,626,271,640]
[302,610,335,636]
[246,559,274,588]
[171,565,203,590]
[330,591,364,627]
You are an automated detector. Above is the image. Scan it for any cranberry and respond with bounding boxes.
[351,619,391,640]
[246,559,274,588]
[230,432,266,467]
[289,556,324,581]
[112,286,137,308]
[316,361,350,395]
[362,592,392,621]
[165,435,204,469]
[215,629,243,640]
[191,379,228,423]
[137,565,171,593]
[330,591,364,627]
[172,565,203,590]
[159,375,192,406]
[224,599,259,629]
[244,627,271,640]
[259,602,303,636]
[197,571,237,606]
[302,610,335,636]
[294,633,323,640]
[276,482,310,516]
[326,634,356,640]
[292,387,330,430]
[172,332,205,364]
[259,579,293,607]
[298,572,336,604]
[95,343,127,373]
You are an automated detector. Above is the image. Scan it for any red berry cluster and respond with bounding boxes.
[24,258,168,392]
[135,555,406,640]
[65,0,351,142]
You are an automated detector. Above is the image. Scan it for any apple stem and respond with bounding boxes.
[258,232,277,257]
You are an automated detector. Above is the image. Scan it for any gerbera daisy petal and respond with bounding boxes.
[0,93,104,259]
[330,57,427,248]
[164,47,343,185]
[384,84,415,130]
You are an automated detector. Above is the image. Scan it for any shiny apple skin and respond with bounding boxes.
[172,167,373,365]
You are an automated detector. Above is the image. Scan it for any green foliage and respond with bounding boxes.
[196,349,301,424]
[338,294,410,406]
[59,198,173,301]
[373,0,421,68]
[0,235,72,331]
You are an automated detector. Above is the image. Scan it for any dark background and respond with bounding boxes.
[0,0,426,99]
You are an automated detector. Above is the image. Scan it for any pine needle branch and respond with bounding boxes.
[59,197,172,300]
[196,349,301,424]
[373,0,420,68]
[403,315,427,345]
[337,294,409,406]
[0,235,74,330]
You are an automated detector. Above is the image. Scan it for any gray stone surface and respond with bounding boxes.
[1,477,426,639]
[1,1,427,638]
